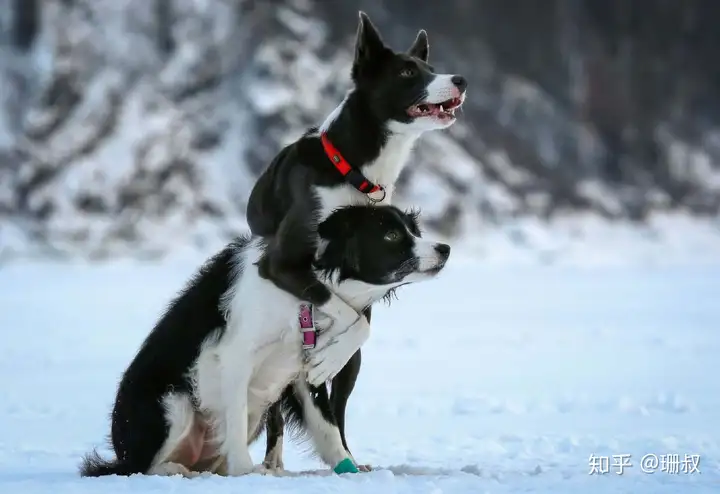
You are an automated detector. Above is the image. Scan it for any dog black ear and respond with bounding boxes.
[345,236,361,272]
[317,209,350,240]
[407,29,429,62]
[353,11,388,78]
[316,211,360,273]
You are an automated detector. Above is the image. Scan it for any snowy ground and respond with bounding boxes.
[1,256,718,493]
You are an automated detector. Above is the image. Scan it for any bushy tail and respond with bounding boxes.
[79,449,139,477]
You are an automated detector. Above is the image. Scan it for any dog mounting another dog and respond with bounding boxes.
[248,11,466,333]
[246,11,467,471]
[79,205,451,478]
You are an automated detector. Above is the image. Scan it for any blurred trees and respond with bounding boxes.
[318,0,720,216]
[1,0,719,258]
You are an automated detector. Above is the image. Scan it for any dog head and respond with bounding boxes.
[315,205,450,291]
[351,11,467,134]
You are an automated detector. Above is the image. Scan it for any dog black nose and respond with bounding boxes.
[451,75,467,92]
[434,243,451,259]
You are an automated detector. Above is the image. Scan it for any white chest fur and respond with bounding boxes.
[314,132,418,222]
[191,241,306,417]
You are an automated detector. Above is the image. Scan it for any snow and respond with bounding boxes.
[455,212,720,267]
[1,255,718,493]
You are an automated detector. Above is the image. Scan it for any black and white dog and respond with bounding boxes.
[79,205,451,478]
[247,12,467,470]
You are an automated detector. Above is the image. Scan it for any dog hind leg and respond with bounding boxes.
[148,393,207,477]
[80,388,185,477]
[263,402,285,470]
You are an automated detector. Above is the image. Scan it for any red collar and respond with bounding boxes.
[320,132,386,203]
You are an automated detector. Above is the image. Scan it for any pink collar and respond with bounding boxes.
[299,303,317,349]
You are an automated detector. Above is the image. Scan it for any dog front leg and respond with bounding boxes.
[292,380,353,470]
[218,350,256,476]
[223,402,254,476]
[257,209,362,334]
[261,263,362,334]
[305,313,370,387]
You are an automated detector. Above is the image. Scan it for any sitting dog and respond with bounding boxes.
[247,11,467,470]
[79,205,451,478]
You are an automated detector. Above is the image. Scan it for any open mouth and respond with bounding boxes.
[407,97,463,120]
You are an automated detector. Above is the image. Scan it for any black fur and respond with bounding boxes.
[79,205,440,477]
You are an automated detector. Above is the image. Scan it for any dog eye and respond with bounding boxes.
[384,230,401,242]
[400,68,416,78]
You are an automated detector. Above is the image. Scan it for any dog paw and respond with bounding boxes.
[262,457,284,471]
[309,330,339,352]
[305,339,358,386]
[313,312,334,332]
[227,464,271,477]
[345,453,372,472]
[252,464,271,475]
[226,456,256,477]
[306,359,340,387]
[305,316,370,386]
[151,462,196,477]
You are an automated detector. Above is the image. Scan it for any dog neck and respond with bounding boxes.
[316,268,402,313]
[317,90,420,199]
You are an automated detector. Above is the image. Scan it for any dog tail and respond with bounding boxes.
[79,449,138,477]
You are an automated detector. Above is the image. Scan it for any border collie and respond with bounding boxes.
[246,11,467,470]
[79,205,451,478]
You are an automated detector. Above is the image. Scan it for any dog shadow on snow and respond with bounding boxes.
[234,463,530,479]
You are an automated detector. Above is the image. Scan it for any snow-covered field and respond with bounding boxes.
[1,256,718,493]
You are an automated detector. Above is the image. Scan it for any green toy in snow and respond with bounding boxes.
[333,457,359,474]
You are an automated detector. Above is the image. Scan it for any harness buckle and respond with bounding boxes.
[299,303,317,350]
[366,185,386,203]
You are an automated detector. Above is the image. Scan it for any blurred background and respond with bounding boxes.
[1,0,720,264]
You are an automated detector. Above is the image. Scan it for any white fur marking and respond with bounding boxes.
[150,393,196,472]
[424,74,460,104]
[414,238,443,272]
[314,130,418,222]
[318,92,351,134]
